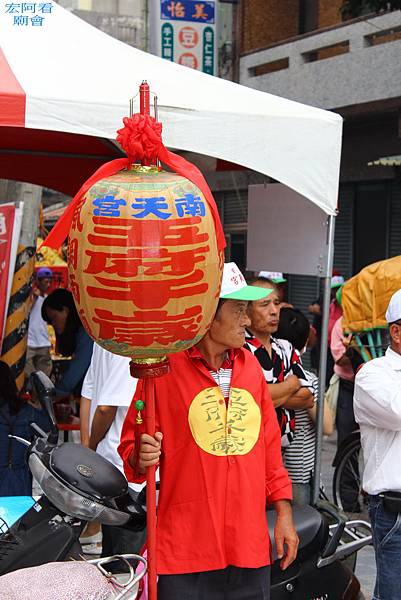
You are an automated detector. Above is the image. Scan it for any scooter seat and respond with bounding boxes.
[267,504,328,562]
[50,443,128,501]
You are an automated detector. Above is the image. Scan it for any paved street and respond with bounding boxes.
[320,434,375,599]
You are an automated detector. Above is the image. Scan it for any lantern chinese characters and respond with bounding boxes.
[68,166,223,359]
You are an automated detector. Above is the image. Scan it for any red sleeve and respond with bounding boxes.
[261,378,293,503]
[118,379,147,484]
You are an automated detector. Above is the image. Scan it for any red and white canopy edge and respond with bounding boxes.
[0,0,342,214]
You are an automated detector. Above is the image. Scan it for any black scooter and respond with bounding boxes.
[0,371,144,576]
[0,372,372,599]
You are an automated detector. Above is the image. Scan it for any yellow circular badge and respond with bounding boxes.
[188,386,261,456]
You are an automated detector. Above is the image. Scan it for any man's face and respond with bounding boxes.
[390,322,401,355]
[44,306,69,335]
[247,287,281,336]
[208,300,251,349]
[37,277,52,294]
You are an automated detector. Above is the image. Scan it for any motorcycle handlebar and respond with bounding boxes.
[31,371,59,444]
[317,501,346,558]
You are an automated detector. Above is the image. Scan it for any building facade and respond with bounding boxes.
[236,2,401,314]
[58,0,148,48]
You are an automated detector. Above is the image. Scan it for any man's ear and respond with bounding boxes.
[390,324,401,345]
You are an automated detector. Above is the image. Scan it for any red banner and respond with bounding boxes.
[0,204,16,344]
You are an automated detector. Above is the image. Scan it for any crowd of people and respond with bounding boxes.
[3,259,401,598]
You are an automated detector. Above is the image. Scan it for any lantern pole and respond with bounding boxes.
[140,80,150,115]
[143,375,156,563]
[131,80,162,600]
[130,359,169,600]
[144,374,157,600]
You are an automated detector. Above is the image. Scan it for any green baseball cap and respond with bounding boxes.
[220,263,272,301]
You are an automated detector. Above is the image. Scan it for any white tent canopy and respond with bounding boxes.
[0,0,342,213]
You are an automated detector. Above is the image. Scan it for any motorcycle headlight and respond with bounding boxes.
[29,454,130,525]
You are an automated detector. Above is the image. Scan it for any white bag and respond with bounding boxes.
[324,373,339,417]
[0,555,146,600]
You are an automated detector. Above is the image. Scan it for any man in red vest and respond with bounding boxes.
[119,262,298,600]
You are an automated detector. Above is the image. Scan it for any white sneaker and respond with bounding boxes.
[81,542,102,555]
[79,531,102,545]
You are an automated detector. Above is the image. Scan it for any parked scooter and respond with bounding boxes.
[0,372,371,599]
[0,371,147,599]
[268,502,370,599]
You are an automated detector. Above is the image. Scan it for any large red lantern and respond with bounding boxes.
[67,166,223,359]
[43,83,225,600]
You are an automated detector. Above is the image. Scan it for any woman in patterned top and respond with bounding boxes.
[245,277,314,448]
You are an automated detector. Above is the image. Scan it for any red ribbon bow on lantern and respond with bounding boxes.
[42,114,225,250]
[117,114,162,164]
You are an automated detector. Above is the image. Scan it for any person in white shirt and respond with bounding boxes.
[80,343,145,557]
[354,288,401,600]
[25,267,53,379]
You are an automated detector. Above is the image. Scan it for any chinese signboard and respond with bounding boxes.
[4,2,53,26]
[150,0,217,76]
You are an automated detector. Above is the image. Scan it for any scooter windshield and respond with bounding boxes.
[29,454,130,526]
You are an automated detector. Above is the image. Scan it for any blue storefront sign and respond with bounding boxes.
[160,0,215,24]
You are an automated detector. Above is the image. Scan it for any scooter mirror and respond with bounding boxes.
[31,371,58,443]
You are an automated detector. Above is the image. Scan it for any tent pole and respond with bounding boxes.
[312,213,336,505]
